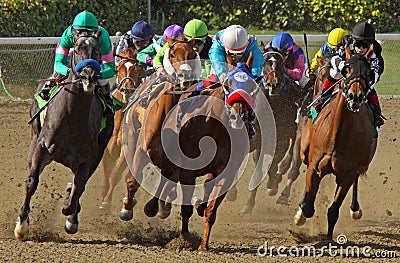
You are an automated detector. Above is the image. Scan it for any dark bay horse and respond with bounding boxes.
[14,30,114,240]
[99,48,147,209]
[241,47,301,213]
[275,54,333,205]
[294,50,374,240]
[121,57,256,251]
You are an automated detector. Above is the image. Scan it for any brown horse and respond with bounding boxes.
[14,30,114,240]
[241,47,301,213]
[120,56,256,251]
[99,48,147,209]
[275,54,333,205]
[294,49,374,240]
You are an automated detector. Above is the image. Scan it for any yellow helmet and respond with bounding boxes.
[327,28,347,48]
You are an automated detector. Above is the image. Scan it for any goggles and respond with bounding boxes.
[354,40,372,49]
[226,50,245,57]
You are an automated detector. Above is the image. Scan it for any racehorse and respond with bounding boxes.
[275,53,332,205]
[120,55,256,251]
[99,47,147,209]
[14,29,114,240]
[241,46,301,213]
[294,48,374,240]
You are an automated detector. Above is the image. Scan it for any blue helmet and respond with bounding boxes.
[131,20,154,41]
[271,32,294,51]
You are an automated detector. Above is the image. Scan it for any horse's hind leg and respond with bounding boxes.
[327,175,353,240]
[15,144,51,241]
[350,175,362,219]
[100,149,128,209]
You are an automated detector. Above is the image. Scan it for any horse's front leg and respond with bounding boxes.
[15,143,51,241]
[327,175,353,240]
[294,165,321,226]
[62,164,91,234]
[349,175,362,219]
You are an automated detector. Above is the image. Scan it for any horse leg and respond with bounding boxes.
[100,149,127,209]
[349,175,362,219]
[294,166,321,226]
[241,149,263,213]
[277,119,304,205]
[119,148,145,221]
[99,149,114,209]
[62,164,92,234]
[180,176,196,239]
[193,173,214,217]
[327,176,353,240]
[15,144,51,241]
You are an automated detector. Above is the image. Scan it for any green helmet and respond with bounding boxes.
[72,11,99,31]
[184,19,208,40]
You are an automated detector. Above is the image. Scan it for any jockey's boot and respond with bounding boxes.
[368,92,385,127]
[248,108,256,137]
[39,81,54,100]
[99,83,122,118]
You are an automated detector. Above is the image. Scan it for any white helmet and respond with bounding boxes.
[223,25,248,53]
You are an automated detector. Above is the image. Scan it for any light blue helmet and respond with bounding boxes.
[271,32,294,51]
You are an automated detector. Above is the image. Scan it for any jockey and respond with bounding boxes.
[39,11,117,114]
[208,25,263,136]
[154,18,212,77]
[137,24,184,67]
[115,20,154,65]
[264,32,307,89]
[208,25,264,81]
[319,22,385,127]
[306,28,347,78]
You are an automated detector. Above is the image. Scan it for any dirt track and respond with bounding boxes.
[0,96,399,262]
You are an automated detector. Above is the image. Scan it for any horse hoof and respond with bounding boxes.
[240,205,253,214]
[294,208,306,226]
[99,201,110,210]
[267,187,278,196]
[65,219,78,234]
[157,210,171,219]
[276,195,289,205]
[14,217,30,241]
[350,209,362,220]
[225,188,237,202]
[119,208,133,221]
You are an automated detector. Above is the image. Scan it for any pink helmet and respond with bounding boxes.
[162,24,184,45]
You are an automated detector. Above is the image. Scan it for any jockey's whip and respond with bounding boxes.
[306,77,343,109]
[303,33,311,70]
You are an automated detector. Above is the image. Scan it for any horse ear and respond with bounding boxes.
[345,45,352,60]
[246,51,253,72]
[166,36,174,46]
[260,41,265,50]
[365,43,374,61]
[95,29,102,39]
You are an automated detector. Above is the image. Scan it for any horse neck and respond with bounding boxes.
[329,91,360,135]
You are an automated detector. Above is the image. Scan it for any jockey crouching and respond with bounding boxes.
[208,25,264,136]
[39,11,119,117]
[319,22,385,161]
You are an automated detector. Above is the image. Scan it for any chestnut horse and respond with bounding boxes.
[275,54,332,205]
[120,57,256,251]
[99,48,147,209]
[294,49,374,240]
[15,30,114,240]
[241,47,301,213]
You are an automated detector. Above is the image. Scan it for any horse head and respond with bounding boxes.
[314,54,333,97]
[262,47,285,96]
[223,56,257,132]
[116,48,147,103]
[70,29,102,93]
[164,35,199,88]
[340,52,371,112]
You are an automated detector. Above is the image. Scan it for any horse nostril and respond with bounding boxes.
[348,93,354,100]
